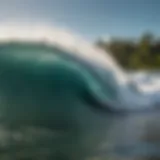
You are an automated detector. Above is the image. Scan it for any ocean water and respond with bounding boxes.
[0,42,159,160]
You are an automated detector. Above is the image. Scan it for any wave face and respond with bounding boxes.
[0,25,159,160]
[0,42,121,160]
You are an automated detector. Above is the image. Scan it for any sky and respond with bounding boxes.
[0,0,160,41]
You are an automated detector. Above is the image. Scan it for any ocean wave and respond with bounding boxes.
[0,23,159,159]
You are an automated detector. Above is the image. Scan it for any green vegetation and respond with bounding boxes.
[96,33,160,70]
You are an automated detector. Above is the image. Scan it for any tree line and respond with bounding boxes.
[96,33,160,70]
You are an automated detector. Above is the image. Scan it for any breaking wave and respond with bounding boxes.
[0,22,159,159]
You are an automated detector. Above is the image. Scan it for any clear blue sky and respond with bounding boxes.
[1,0,160,41]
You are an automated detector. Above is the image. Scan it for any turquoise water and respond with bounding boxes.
[0,42,118,160]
